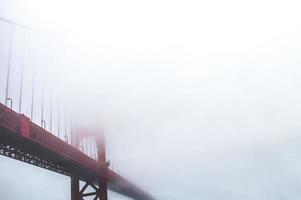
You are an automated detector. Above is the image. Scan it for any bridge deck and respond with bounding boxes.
[0,103,153,200]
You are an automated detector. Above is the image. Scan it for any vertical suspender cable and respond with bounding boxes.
[58,100,60,138]
[49,56,54,133]
[49,62,54,133]
[76,116,80,150]
[30,64,35,120]
[65,109,67,143]
[90,137,92,158]
[41,80,45,128]
[5,24,13,106]
[50,87,53,132]
[86,136,89,155]
[88,137,90,157]
[70,114,73,146]
[89,137,91,157]
[19,29,27,113]
[30,37,37,121]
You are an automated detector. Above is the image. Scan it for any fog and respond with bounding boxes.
[1,0,301,199]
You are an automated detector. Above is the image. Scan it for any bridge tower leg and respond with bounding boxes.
[71,176,80,200]
[98,173,108,200]
[70,133,108,200]
[97,134,108,200]
[70,177,108,200]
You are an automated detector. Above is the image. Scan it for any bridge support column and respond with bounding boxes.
[70,177,107,200]
[97,134,108,200]
[71,176,80,200]
[98,174,108,200]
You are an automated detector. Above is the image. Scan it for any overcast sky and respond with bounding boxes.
[1,0,301,199]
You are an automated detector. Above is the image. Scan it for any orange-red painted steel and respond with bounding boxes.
[0,103,154,200]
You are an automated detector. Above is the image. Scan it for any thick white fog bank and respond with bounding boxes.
[0,0,301,199]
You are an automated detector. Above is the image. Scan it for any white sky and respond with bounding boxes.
[1,0,301,199]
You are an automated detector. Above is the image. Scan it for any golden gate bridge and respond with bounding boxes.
[0,17,154,200]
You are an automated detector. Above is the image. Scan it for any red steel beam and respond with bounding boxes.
[0,103,154,200]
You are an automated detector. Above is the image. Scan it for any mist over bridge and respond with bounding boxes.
[0,17,154,200]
